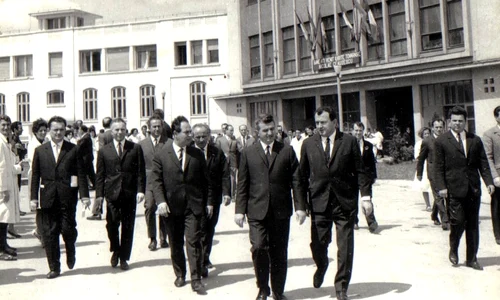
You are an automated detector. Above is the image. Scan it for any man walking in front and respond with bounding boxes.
[95,118,146,271]
[300,107,371,300]
[435,106,494,270]
[235,113,306,300]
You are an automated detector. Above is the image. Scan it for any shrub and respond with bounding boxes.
[386,115,414,163]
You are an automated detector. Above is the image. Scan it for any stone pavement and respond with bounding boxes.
[1,180,499,300]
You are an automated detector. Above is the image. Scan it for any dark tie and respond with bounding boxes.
[179,148,184,171]
[118,142,123,157]
[325,137,331,163]
[154,138,158,147]
[266,145,271,166]
[243,137,246,147]
[202,147,207,160]
[457,133,465,155]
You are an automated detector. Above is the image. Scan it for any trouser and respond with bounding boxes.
[491,186,500,241]
[200,204,221,266]
[354,206,376,227]
[86,166,96,187]
[106,197,136,262]
[430,181,449,224]
[0,223,8,251]
[144,190,167,241]
[91,197,104,215]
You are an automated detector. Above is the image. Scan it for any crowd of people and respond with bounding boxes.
[1,104,499,300]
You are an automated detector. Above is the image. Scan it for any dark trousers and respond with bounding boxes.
[200,204,221,266]
[354,206,376,227]
[17,174,22,191]
[0,223,8,251]
[248,215,290,296]
[165,209,203,281]
[311,199,355,292]
[106,196,136,262]
[430,181,449,224]
[40,196,78,272]
[144,190,167,241]
[447,190,481,263]
[491,186,500,241]
[86,166,96,187]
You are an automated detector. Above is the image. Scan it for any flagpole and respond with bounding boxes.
[334,64,343,131]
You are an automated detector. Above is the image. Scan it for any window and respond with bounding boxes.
[249,35,261,79]
[175,42,187,66]
[367,4,384,61]
[299,25,311,71]
[263,31,274,77]
[80,50,101,73]
[15,55,33,77]
[282,26,296,74]
[207,39,219,63]
[323,16,336,57]
[76,17,84,27]
[191,40,203,65]
[249,101,277,128]
[140,85,156,118]
[447,0,464,47]
[107,47,129,72]
[420,0,442,51]
[190,82,207,115]
[47,90,64,105]
[111,87,126,118]
[0,57,9,79]
[320,93,360,132]
[49,52,63,76]
[388,0,407,56]
[0,94,5,115]
[17,92,30,122]
[83,88,98,121]
[340,11,355,53]
[47,17,66,29]
[136,45,157,69]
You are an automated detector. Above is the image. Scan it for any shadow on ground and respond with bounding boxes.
[285,282,412,299]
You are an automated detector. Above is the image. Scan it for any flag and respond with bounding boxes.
[295,11,309,41]
[338,0,353,30]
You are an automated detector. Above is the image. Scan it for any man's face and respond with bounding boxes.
[295,130,302,138]
[432,120,444,136]
[111,121,127,142]
[141,126,148,135]
[50,122,66,143]
[174,121,193,147]
[449,114,466,133]
[352,124,364,141]
[16,125,23,135]
[226,126,234,138]
[258,121,276,145]
[315,112,337,137]
[149,120,163,138]
[0,120,11,138]
[193,126,209,149]
[239,125,248,137]
[277,126,283,133]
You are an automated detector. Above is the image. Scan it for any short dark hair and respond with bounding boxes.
[0,115,11,123]
[431,117,445,127]
[147,115,163,128]
[353,122,365,130]
[11,121,22,131]
[80,124,88,132]
[48,116,67,128]
[110,117,126,126]
[193,123,211,134]
[153,108,165,120]
[494,105,500,118]
[448,106,467,119]
[171,116,189,133]
[254,113,275,131]
[32,118,48,134]
[102,117,112,129]
[418,127,431,138]
[99,129,105,133]
[315,106,337,121]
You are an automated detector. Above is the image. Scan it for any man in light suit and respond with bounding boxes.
[95,118,146,271]
[236,124,255,152]
[482,105,500,245]
[216,124,238,199]
[30,116,90,279]
[138,115,169,251]
[236,113,306,300]
[435,106,494,270]
[151,116,212,293]
[300,107,371,300]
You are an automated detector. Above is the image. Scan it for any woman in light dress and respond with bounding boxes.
[127,128,141,143]
[413,127,432,211]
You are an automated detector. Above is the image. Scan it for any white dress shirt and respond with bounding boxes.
[321,131,336,157]
[50,140,63,161]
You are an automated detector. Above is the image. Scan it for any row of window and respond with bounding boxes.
[249,0,464,79]
[0,82,208,123]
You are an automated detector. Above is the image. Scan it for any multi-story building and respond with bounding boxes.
[0,7,243,139]
[218,0,500,139]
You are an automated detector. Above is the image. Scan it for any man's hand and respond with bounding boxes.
[487,185,495,195]
[206,205,214,218]
[295,210,306,225]
[30,199,38,211]
[493,177,500,188]
[361,200,373,216]
[438,189,448,198]
[81,198,91,209]
[234,213,246,228]
[157,202,170,217]
[223,195,232,206]
[136,193,145,204]
[417,176,422,181]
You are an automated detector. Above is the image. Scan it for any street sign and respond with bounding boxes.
[313,52,360,71]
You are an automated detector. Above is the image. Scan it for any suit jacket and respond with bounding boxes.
[236,141,306,220]
[205,143,231,205]
[434,130,493,198]
[77,133,94,169]
[139,135,167,190]
[98,129,113,150]
[150,139,211,216]
[361,139,377,183]
[216,135,238,169]
[162,121,173,140]
[416,135,437,182]
[483,125,500,180]
[300,131,369,213]
[30,140,89,208]
[95,140,146,202]
[236,135,255,152]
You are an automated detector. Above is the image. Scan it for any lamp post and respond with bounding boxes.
[333,64,343,131]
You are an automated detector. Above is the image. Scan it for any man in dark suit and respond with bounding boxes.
[235,114,306,300]
[416,118,449,229]
[193,123,231,276]
[77,125,95,189]
[88,116,113,220]
[138,115,169,251]
[30,116,90,279]
[300,107,371,300]
[95,118,145,271]
[151,116,212,293]
[435,106,494,270]
[352,122,378,233]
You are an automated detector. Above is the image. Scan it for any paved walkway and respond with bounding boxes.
[1,180,499,300]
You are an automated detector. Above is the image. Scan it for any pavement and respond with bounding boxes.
[1,180,499,300]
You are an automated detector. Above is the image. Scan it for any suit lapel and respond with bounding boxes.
[184,148,192,171]
[465,131,473,158]
[168,143,182,171]
[447,131,465,156]
[46,143,57,166]
[256,143,269,167]
[268,142,281,170]
[56,141,69,167]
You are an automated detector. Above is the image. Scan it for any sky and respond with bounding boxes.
[0,0,227,33]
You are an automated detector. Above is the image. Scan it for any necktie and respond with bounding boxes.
[243,137,246,147]
[118,142,123,157]
[179,148,184,171]
[457,133,465,155]
[154,138,158,147]
[325,137,331,163]
[266,145,271,165]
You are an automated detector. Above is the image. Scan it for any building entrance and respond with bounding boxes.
[282,97,316,132]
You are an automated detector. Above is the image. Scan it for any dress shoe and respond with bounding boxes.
[206,260,214,269]
[336,290,348,300]
[8,230,21,238]
[86,214,101,221]
[369,221,379,233]
[442,223,450,231]
[449,249,459,265]
[313,265,328,288]
[191,280,203,292]
[110,251,119,268]
[273,293,288,300]
[466,261,483,271]
[256,289,269,300]
[19,211,27,216]
[433,220,441,226]
[46,271,60,279]
[120,261,130,271]
[67,255,76,269]
[3,247,17,257]
[495,238,500,245]
[160,240,169,248]
[174,277,186,287]
[201,267,209,278]
[148,239,157,251]
[353,224,359,230]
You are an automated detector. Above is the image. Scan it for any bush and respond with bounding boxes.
[386,116,414,163]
